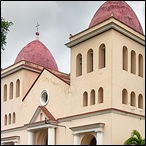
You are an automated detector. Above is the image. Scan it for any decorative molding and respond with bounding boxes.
[58,108,145,122]
[65,21,145,48]
[1,60,42,78]
[70,123,105,134]
[1,125,26,134]
[1,108,144,134]
[26,121,57,131]
[1,136,20,145]
[29,106,57,124]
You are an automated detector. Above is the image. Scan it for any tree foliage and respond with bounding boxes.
[124,130,145,145]
[1,17,13,52]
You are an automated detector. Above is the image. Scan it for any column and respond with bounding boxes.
[96,129,103,145]
[48,127,55,145]
[73,134,80,145]
[28,131,34,145]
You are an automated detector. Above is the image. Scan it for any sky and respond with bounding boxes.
[1,1,145,74]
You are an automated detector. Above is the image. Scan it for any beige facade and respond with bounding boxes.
[1,1,145,145]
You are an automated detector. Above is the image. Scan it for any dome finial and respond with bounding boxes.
[35,22,40,40]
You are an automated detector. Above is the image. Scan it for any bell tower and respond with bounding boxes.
[66,0,144,126]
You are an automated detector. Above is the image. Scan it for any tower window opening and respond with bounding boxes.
[83,92,88,107]
[76,53,82,77]
[8,113,11,124]
[12,112,16,124]
[138,94,143,109]
[130,92,136,107]
[99,44,106,69]
[98,87,103,103]
[138,54,143,77]
[123,46,128,71]
[16,79,20,97]
[122,89,128,104]
[4,114,7,125]
[131,50,136,74]
[87,49,93,73]
[10,82,13,100]
[4,84,7,102]
[90,90,95,105]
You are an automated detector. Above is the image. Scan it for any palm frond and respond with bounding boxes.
[124,130,145,145]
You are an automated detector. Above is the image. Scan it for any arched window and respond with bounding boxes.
[40,113,43,121]
[138,54,143,77]
[8,113,11,124]
[12,112,16,124]
[123,46,128,71]
[130,92,136,107]
[76,53,82,77]
[131,50,136,74]
[98,87,103,103]
[122,89,128,104]
[10,82,13,100]
[99,44,106,69]
[90,90,95,105]
[87,49,93,73]
[4,114,7,125]
[4,84,7,102]
[16,79,20,97]
[83,92,88,107]
[138,94,143,109]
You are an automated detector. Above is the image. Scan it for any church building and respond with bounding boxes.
[1,1,145,145]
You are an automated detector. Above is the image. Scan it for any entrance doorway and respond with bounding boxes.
[34,129,48,145]
[90,137,96,145]
[81,134,96,145]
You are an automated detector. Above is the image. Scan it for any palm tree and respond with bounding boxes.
[124,130,145,145]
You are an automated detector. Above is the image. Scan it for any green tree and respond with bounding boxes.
[124,130,145,145]
[1,17,13,52]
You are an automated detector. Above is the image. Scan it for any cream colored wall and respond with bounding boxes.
[111,113,145,145]
[55,112,145,145]
[69,30,114,116]
[1,70,23,129]
[1,68,70,144]
[111,30,145,115]
[1,111,144,145]
[22,69,40,96]
[1,69,39,130]
[56,113,112,145]
[1,129,28,145]
[68,25,145,118]
[21,69,70,125]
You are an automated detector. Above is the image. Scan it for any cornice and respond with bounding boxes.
[66,19,145,48]
[1,61,43,78]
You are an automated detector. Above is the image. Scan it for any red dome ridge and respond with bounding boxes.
[14,40,58,71]
[89,1,143,34]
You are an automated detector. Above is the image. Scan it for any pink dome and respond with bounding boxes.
[89,1,144,34]
[14,40,58,71]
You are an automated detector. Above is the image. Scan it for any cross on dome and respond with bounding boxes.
[35,22,40,36]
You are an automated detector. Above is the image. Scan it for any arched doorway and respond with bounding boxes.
[34,129,48,145]
[90,137,96,145]
[81,134,96,145]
